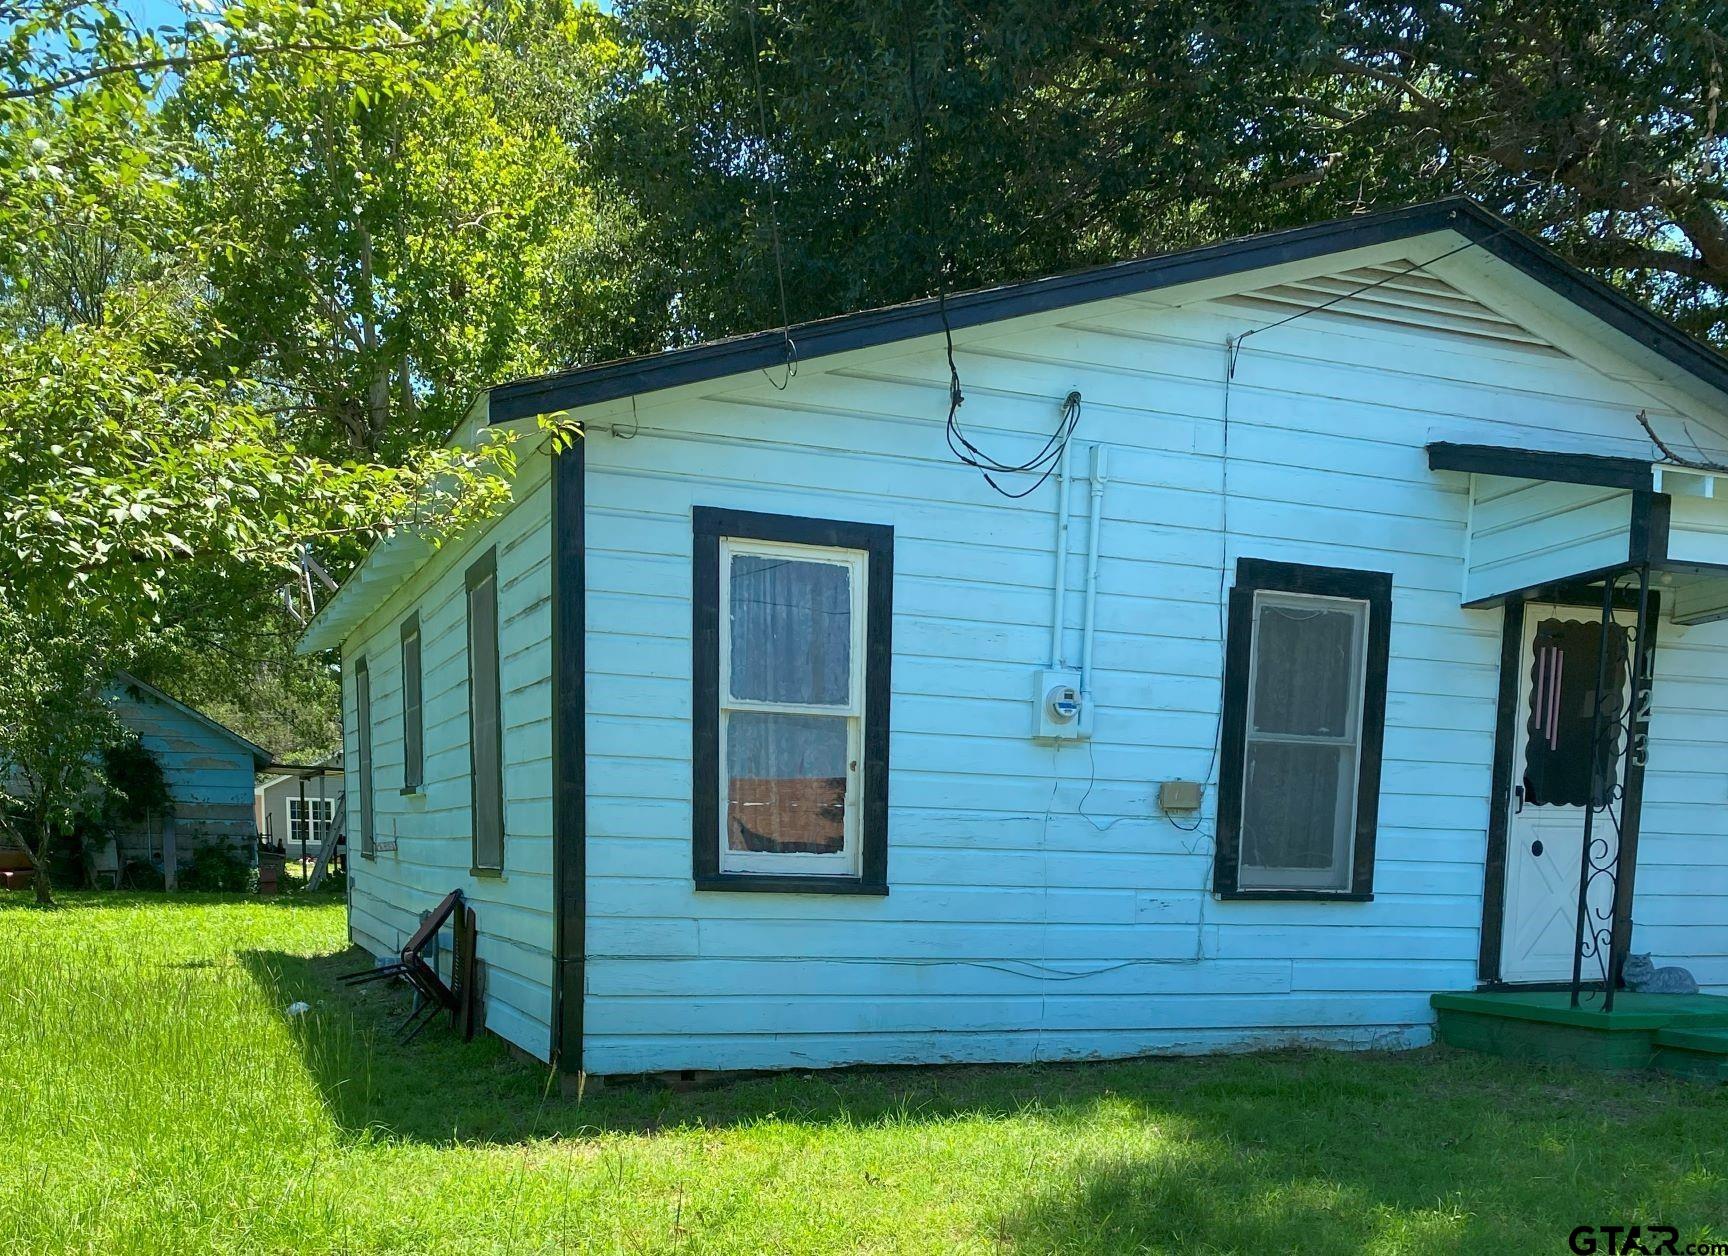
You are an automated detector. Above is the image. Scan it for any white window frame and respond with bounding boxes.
[1238,589,1370,892]
[287,797,337,846]
[716,535,868,877]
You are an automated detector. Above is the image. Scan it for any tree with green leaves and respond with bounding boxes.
[0,1,558,902]
[170,0,657,456]
[595,0,1728,346]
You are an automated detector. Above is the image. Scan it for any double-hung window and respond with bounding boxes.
[288,798,337,846]
[1213,558,1391,900]
[692,507,892,893]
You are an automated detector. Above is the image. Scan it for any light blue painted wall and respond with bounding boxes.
[1464,478,1634,605]
[575,242,1728,1074]
[340,453,556,1061]
[104,683,257,860]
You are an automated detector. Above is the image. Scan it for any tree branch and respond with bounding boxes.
[3,32,456,101]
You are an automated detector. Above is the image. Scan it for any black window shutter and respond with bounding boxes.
[467,552,504,872]
[355,656,375,858]
[401,614,423,792]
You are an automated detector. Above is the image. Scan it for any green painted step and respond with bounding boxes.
[1655,1025,1728,1053]
[1654,1026,1728,1083]
[1431,991,1728,1077]
[1431,990,1728,1031]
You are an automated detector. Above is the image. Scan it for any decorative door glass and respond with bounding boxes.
[1521,618,1629,808]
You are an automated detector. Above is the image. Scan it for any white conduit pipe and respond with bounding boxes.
[1050,437,1075,666]
[1081,444,1111,696]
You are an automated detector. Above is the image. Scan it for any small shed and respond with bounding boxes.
[105,673,272,885]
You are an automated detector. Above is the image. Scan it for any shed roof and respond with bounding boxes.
[109,672,274,770]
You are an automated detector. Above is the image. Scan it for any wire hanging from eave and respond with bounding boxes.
[902,11,1079,499]
[744,1,797,389]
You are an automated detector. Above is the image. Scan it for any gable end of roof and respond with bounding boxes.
[490,198,1728,423]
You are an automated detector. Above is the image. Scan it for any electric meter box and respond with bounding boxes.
[1032,669,1092,740]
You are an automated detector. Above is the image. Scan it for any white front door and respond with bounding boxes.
[1499,606,1634,984]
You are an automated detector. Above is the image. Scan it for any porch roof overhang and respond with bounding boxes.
[1429,442,1728,625]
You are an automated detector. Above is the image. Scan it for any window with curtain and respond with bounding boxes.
[721,540,864,874]
[466,550,504,873]
[692,508,893,893]
[1214,558,1391,899]
[401,612,423,792]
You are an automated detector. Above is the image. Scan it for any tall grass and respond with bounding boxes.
[3,893,1728,1253]
[0,898,353,1251]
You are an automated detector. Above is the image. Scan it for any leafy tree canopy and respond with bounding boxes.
[597,0,1728,346]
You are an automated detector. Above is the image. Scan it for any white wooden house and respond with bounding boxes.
[299,199,1728,1075]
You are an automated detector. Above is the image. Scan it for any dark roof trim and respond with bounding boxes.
[491,197,1728,424]
[1426,442,1654,491]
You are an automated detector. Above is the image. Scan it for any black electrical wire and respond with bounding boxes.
[744,2,797,390]
[1174,219,1520,833]
[903,17,1081,497]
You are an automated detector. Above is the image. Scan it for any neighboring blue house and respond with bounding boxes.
[105,672,272,884]
[301,198,1728,1076]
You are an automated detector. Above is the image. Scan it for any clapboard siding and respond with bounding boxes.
[580,256,1728,1073]
[341,455,556,1061]
[103,683,258,862]
[1464,478,1635,604]
[1638,622,1728,989]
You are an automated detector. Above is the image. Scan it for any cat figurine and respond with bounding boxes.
[1623,952,1700,995]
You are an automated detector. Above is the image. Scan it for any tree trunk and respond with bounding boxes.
[31,864,52,906]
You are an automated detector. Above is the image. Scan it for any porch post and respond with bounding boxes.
[1606,564,1657,1010]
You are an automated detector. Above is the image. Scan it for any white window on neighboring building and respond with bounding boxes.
[287,797,337,846]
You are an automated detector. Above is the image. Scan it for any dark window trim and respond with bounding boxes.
[1426,442,1653,492]
[1213,557,1392,901]
[400,611,424,794]
[355,655,375,859]
[691,506,893,895]
[466,547,505,876]
[548,438,586,1072]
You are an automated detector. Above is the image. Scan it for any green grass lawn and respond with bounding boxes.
[3,894,1727,1254]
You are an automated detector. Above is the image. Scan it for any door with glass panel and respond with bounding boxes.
[1499,606,1635,984]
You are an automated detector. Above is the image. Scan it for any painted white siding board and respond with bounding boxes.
[1662,494,1728,570]
[1631,614,1728,991]
[1463,477,1635,603]
[340,459,557,1059]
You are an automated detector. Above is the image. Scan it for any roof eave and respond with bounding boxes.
[489,196,1728,425]
[490,198,1488,423]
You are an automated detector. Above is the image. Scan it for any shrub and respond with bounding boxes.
[177,838,252,892]
[121,859,164,891]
